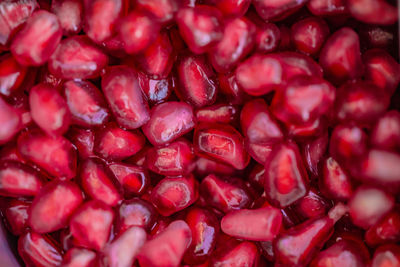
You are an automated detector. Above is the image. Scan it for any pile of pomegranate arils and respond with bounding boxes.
[0,0,400,266]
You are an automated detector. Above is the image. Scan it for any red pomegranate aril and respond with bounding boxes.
[348,0,397,25]
[372,244,400,267]
[10,10,61,66]
[371,110,400,151]
[211,240,260,267]
[101,226,146,267]
[349,186,394,229]
[176,6,223,54]
[194,157,237,178]
[0,160,44,197]
[102,65,150,129]
[235,54,282,96]
[118,11,160,54]
[142,101,195,146]
[221,206,282,241]
[310,239,367,267]
[246,142,274,165]
[264,141,309,208]
[218,72,247,105]
[61,248,97,267]
[79,158,122,207]
[66,127,94,159]
[365,209,400,246]
[150,175,198,216]
[241,98,283,145]
[307,0,348,16]
[291,17,330,56]
[135,31,174,79]
[0,53,27,97]
[116,198,156,233]
[4,199,30,235]
[0,96,22,144]
[137,72,174,105]
[30,83,70,136]
[293,187,332,220]
[124,145,151,167]
[196,104,238,124]
[320,157,354,201]
[135,0,178,24]
[70,200,115,251]
[49,36,108,80]
[320,27,363,84]
[194,123,249,170]
[18,231,63,267]
[38,66,64,91]
[253,22,280,54]
[248,163,265,192]
[209,17,255,73]
[286,116,328,139]
[17,129,77,179]
[51,0,82,36]
[274,203,347,266]
[29,180,83,234]
[274,51,324,80]
[176,54,217,108]
[0,0,39,46]
[200,174,252,213]
[84,0,125,43]
[63,80,109,127]
[253,0,308,21]
[109,163,149,197]
[363,49,400,96]
[302,132,329,178]
[138,220,192,267]
[146,139,195,176]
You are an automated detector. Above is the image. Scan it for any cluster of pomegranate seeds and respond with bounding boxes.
[0,0,399,266]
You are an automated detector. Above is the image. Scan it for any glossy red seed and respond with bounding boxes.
[293,187,332,220]
[235,54,282,96]
[196,104,238,124]
[264,141,309,208]
[10,10,62,66]
[116,198,156,233]
[61,248,97,267]
[245,141,274,164]
[66,127,94,159]
[254,22,281,53]
[194,123,250,170]
[194,157,237,178]
[29,180,83,234]
[211,240,260,266]
[183,207,219,265]
[51,0,82,36]
[302,132,329,178]
[0,96,22,144]
[137,220,192,267]
[49,36,108,80]
[38,66,64,91]
[176,6,223,54]
[151,175,198,216]
[273,51,323,80]
[307,0,347,16]
[137,72,174,105]
[209,17,255,73]
[17,129,77,179]
[135,0,178,24]
[142,101,195,146]
[200,174,252,213]
[70,200,114,251]
[348,0,397,25]
[102,66,150,129]
[79,158,122,207]
[372,244,400,267]
[30,83,70,136]
[218,72,247,105]
[253,0,308,21]
[0,53,27,97]
[371,110,400,151]
[205,0,251,17]
[18,231,63,267]
[109,163,149,197]
[4,199,30,235]
[63,80,109,127]
[365,209,400,246]
[176,54,217,108]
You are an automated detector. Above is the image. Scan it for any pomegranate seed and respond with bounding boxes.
[142,101,195,146]
[101,226,146,267]
[137,72,174,105]
[253,0,308,21]
[176,6,223,54]
[307,0,348,16]
[248,163,265,192]
[218,72,247,105]
[365,209,400,246]
[79,158,122,207]
[49,36,108,80]
[4,199,30,235]
[209,17,255,73]
[371,110,400,151]
[0,160,44,197]
[372,244,400,267]
[135,0,178,24]
[66,127,94,159]
[61,248,97,267]
[253,21,281,53]
[205,0,251,18]
[348,0,397,25]
[29,180,83,234]
[30,83,70,136]
[116,198,156,233]
[200,174,252,213]
[150,175,198,216]
[246,142,274,164]
[349,186,394,229]
[11,10,62,66]
[264,141,309,208]
[63,80,109,127]
[0,53,27,97]
[302,132,329,178]
[211,239,260,266]
[196,103,239,124]
[109,163,149,197]
[137,220,192,267]
[194,156,237,177]
[293,187,332,220]
[101,66,150,129]
[0,96,22,144]
[18,231,63,267]
[51,0,82,36]
[146,139,195,176]
[176,54,217,108]
[274,51,323,80]
[319,27,363,84]
[17,129,77,179]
